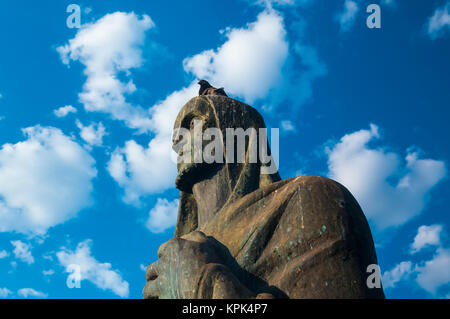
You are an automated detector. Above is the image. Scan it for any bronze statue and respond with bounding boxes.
[143,94,384,299]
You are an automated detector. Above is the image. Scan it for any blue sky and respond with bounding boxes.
[0,0,449,299]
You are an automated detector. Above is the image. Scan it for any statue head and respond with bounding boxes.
[172,95,281,236]
[172,95,219,193]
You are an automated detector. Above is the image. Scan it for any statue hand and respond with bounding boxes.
[143,231,225,299]
[143,231,257,299]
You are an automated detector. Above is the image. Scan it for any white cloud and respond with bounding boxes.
[11,240,34,264]
[326,124,447,230]
[140,263,146,271]
[0,250,9,259]
[17,288,47,299]
[107,83,197,203]
[54,105,77,118]
[382,261,414,289]
[280,120,296,132]
[0,126,97,235]
[335,0,359,32]
[0,287,12,298]
[76,120,107,147]
[57,239,129,298]
[43,269,55,276]
[410,224,443,254]
[427,1,450,39]
[383,225,450,296]
[183,10,289,103]
[146,198,179,233]
[184,9,325,111]
[416,248,450,294]
[57,12,154,132]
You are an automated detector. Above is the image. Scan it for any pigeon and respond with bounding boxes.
[198,80,228,97]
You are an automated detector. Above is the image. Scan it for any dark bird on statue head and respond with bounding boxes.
[198,80,228,97]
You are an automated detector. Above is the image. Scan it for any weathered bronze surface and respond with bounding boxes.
[143,95,385,299]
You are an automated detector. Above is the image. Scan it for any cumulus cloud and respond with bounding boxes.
[416,248,450,294]
[280,120,296,132]
[410,224,443,254]
[183,10,289,103]
[383,225,450,296]
[326,124,447,230]
[0,126,97,235]
[107,83,197,203]
[11,240,34,264]
[57,12,154,132]
[0,287,12,298]
[17,288,47,299]
[76,120,107,147]
[0,250,9,259]
[57,239,129,298]
[54,105,77,118]
[382,261,414,289]
[427,1,450,39]
[184,9,325,112]
[146,198,179,233]
[58,11,197,202]
[335,0,359,32]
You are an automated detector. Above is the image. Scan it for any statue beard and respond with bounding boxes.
[175,161,222,193]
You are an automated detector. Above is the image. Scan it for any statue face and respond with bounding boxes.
[172,110,221,193]
[172,96,280,193]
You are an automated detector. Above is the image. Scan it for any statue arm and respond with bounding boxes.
[195,263,254,299]
[143,231,270,299]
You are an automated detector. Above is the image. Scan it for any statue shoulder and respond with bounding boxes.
[285,175,343,188]
[279,175,366,219]
[281,175,358,208]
